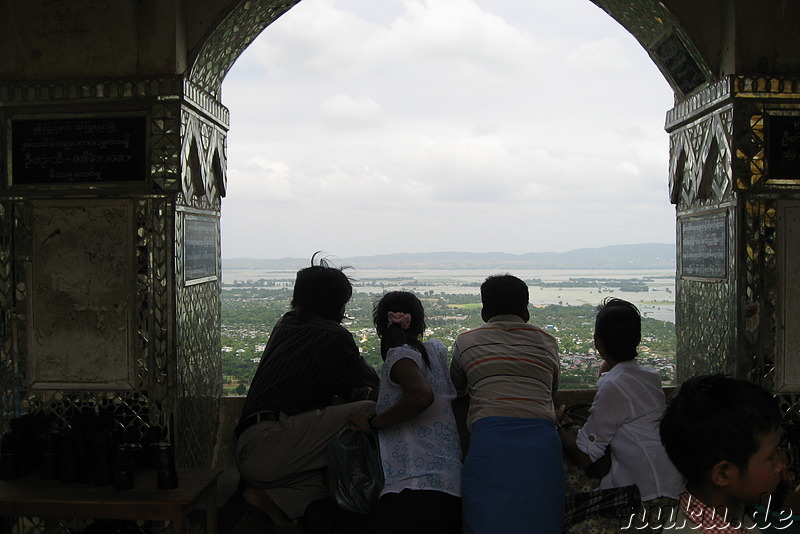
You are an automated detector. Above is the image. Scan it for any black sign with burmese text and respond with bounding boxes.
[11,117,146,184]
[769,115,800,180]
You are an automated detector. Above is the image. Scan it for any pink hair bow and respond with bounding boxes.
[387,312,412,330]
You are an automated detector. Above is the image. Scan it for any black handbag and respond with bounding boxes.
[327,428,384,514]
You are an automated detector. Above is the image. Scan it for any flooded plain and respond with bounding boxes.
[223,268,676,323]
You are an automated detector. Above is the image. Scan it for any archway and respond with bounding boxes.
[2,0,798,478]
[213,1,680,397]
[218,0,677,259]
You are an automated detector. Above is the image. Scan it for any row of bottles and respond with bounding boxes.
[0,412,178,490]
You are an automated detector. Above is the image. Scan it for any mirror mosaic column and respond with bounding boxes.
[0,78,226,469]
[669,75,800,424]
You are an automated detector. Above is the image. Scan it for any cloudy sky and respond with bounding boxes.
[219,0,676,259]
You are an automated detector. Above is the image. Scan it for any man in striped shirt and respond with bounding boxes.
[450,274,563,534]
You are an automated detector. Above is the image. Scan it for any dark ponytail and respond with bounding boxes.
[373,291,430,367]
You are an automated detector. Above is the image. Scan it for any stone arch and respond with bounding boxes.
[5,0,800,482]
[589,1,711,97]
[189,0,301,96]
[178,0,774,461]
[188,0,710,98]
[184,0,718,386]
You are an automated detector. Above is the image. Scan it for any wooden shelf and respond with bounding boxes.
[0,468,220,533]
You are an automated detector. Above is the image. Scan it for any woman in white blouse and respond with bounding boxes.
[557,298,683,503]
[349,291,463,534]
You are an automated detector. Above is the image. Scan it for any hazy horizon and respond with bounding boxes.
[221,241,675,261]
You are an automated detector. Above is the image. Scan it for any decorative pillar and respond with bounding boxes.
[667,79,737,382]
[669,75,800,415]
[0,77,227,468]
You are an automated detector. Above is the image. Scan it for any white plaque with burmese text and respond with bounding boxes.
[777,201,800,392]
[28,199,136,390]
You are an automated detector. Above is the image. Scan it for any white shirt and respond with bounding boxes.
[576,359,684,501]
[376,340,463,497]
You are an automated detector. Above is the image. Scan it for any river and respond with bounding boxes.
[222,268,676,323]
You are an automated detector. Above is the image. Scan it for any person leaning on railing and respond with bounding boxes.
[234,253,379,528]
[557,298,683,530]
[450,274,564,534]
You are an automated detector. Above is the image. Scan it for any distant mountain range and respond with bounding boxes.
[223,243,675,270]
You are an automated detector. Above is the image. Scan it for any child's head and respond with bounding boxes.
[373,291,426,340]
[480,274,530,322]
[291,253,353,322]
[594,298,641,361]
[373,291,429,365]
[660,374,783,499]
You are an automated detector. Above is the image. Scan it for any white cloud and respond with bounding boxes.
[620,161,641,176]
[566,37,633,72]
[231,158,296,199]
[320,94,387,129]
[219,0,677,258]
[238,0,378,75]
[386,0,544,68]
